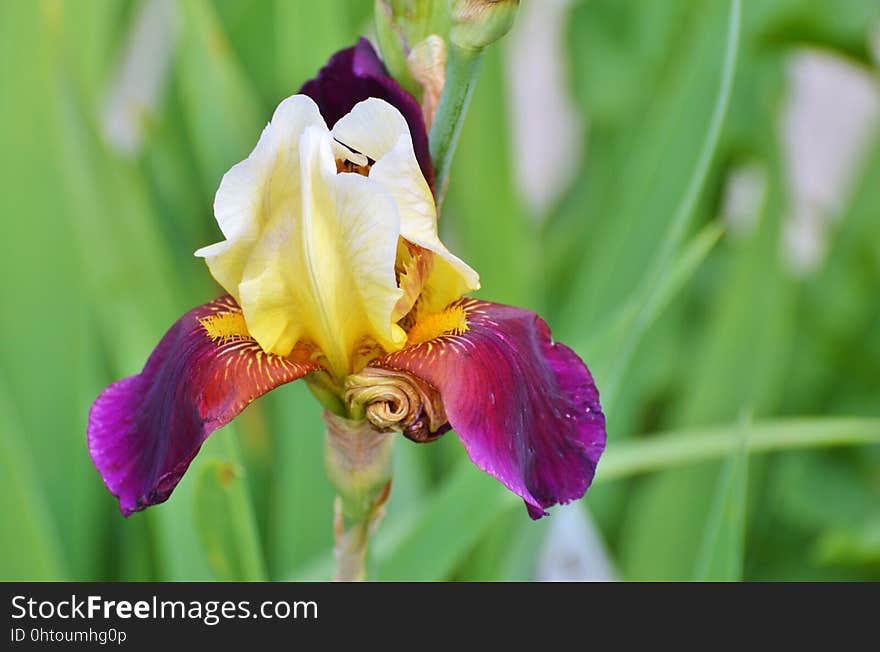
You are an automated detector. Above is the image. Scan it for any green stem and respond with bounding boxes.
[323,411,394,581]
[429,44,483,204]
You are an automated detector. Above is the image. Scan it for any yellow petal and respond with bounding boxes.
[392,241,434,322]
[196,96,404,377]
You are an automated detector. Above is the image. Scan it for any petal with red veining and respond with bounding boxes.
[87,296,317,516]
[375,299,606,518]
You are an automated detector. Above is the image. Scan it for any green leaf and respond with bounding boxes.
[693,418,749,581]
[148,460,228,580]
[403,413,880,582]
[612,0,823,582]
[456,509,547,581]
[193,435,268,581]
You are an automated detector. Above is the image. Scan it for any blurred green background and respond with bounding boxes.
[1,0,879,582]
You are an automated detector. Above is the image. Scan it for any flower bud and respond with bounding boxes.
[450,0,519,51]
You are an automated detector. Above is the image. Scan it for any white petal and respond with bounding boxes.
[331,97,409,161]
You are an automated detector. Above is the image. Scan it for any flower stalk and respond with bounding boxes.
[324,411,394,581]
[324,366,450,580]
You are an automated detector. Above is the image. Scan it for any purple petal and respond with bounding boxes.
[300,38,434,190]
[88,296,317,516]
[375,299,606,518]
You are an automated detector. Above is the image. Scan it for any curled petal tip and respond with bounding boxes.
[344,366,448,442]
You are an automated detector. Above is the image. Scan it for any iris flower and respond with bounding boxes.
[88,39,605,521]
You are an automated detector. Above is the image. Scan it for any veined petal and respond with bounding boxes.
[87,296,317,516]
[374,299,606,518]
[334,98,480,316]
[197,95,404,376]
[300,38,433,188]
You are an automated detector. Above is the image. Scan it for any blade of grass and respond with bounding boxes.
[148,422,272,581]
[373,462,516,581]
[598,417,880,482]
[615,0,791,583]
[693,415,749,581]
